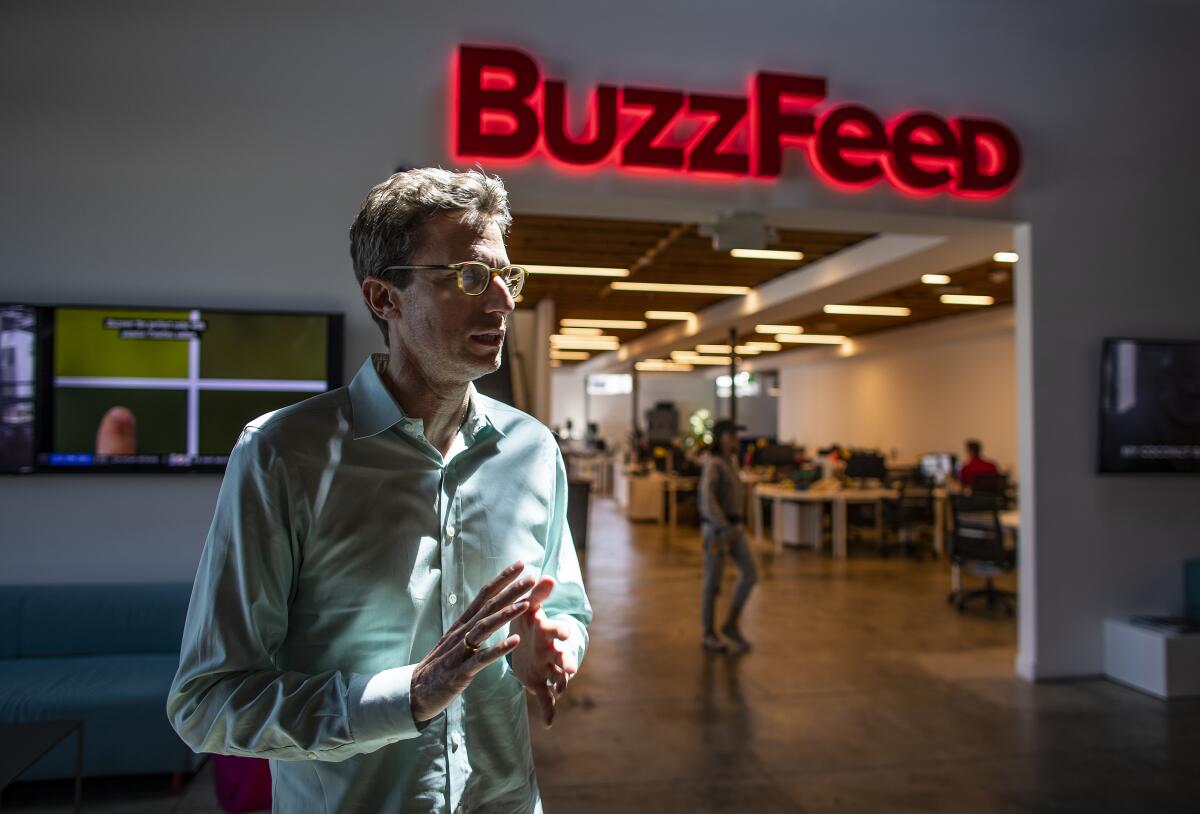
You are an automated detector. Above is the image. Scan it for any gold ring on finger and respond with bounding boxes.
[463,634,481,655]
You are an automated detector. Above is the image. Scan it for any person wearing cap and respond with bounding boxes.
[167,168,591,813]
[698,419,759,652]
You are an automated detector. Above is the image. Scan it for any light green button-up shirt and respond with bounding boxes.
[167,355,591,814]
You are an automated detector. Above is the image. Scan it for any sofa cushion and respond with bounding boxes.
[0,583,192,658]
[0,653,202,779]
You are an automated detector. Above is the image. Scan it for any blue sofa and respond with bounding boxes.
[0,583,205,781]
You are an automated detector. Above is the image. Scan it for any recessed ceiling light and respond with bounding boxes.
[525,265,630,277]
[730,248,804,261]
[669,353,733,365]
[922,274,951,285]
[734,345,761,355]
[550,350,591,360]
[645,311,696,320]
[823,304,911,317]
[696,344,733,354]
[992,252,1019,264]
[611,281,751,295]
[550,335,621,349]
[560,318,647,329]
[756,324,803,334]
[635,360,694,372]
[559,327,604,336]
[940,294,995,306]
[775,334,846,345]
[746,341,782,351]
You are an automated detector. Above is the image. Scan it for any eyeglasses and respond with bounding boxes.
[375,262,526,297]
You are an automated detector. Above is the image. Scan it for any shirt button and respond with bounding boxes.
[451,733,462,751]
[448,593,458,605]
[445,523,457,538]
[306,752,317,760]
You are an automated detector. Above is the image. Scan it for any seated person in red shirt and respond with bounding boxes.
[959,438,999,488]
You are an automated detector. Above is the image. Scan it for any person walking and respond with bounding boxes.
[698,420,758,652]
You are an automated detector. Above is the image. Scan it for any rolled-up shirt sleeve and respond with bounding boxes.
[166,425,422,762]
[538,446,593,669]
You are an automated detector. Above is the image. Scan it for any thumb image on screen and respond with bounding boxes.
[95,406,137,455]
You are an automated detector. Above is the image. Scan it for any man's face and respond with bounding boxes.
[388,213,515,385]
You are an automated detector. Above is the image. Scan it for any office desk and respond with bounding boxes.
[753,484,896,558]
[663,474,698,534]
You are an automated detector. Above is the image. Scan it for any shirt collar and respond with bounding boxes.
[349,354,501,442]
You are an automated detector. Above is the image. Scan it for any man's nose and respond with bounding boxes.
[482,272,515,314]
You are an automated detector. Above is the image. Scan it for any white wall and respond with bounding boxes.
[3,0,1200,678]
[550,369,717,448]
[776,309,1016,472]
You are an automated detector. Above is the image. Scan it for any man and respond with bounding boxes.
[959,438,999,489]
[697,420,758,652]
[167,168,591,813]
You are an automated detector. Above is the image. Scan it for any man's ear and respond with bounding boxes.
[362,278,403,322]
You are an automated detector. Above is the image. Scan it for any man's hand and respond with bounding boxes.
[410,562,533,723]
[511,577,578,727]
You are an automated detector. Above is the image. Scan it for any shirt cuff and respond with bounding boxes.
[347,664,422,744]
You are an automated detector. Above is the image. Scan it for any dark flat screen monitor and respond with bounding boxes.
[845,453,887,481]
[37,305,343,472]
[0,305,38,473]
[1099,338,1200,473]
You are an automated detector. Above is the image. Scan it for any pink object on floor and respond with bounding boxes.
[211,754,272,813]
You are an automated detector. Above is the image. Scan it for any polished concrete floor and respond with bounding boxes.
[7,496,1200,812]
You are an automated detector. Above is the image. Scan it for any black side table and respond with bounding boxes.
[0,720,83,812]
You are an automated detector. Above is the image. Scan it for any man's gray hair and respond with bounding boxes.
[349,167,512,344]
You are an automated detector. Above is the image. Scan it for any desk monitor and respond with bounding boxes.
[920,452,957,484]
[845,453,887,481]
[755,443,796,467]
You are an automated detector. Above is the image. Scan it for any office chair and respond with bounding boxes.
[881,475,935,559]
[947,494,1016,615]
[948,494,1015,614]
[970,472,1009,503]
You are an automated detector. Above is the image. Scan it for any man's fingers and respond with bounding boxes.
[465,601,530,653]
[464,634,520,676]
[453,573,533,638]
[464,561,526,617]
[535,683,557,727]
[525,577,555,609]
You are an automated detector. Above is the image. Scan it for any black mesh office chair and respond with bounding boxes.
[970,472,1009,503]
[947,493,1015,615]
[881,475,936,559]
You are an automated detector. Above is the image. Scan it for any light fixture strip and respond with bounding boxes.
[730,248,804,261]
[550,350,591,360]
[940,294,995,306]
[550,336,621,349]
[610,281,751,295]
[559,326,604,336]
[746,341,782,351]
[733,346,761,355]
[756,324,804,334]
[525,265,630,277]
[695,344,733,354]
[775,334,846,345]
[823,304,912,317]
[992,252,1019,264]
[560,318,647,330]
[645,310,696,321]
[921,274,951,285]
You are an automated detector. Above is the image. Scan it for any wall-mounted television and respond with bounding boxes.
[4,304,342,474]
[1099,338,1200,474]
[0,305,38,473]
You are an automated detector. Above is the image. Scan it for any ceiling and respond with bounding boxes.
[507,214,1013,366]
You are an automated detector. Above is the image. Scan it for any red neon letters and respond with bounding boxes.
[454,45,1021,199]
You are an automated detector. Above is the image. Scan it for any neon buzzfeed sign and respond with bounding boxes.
[453,45,1021,199]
